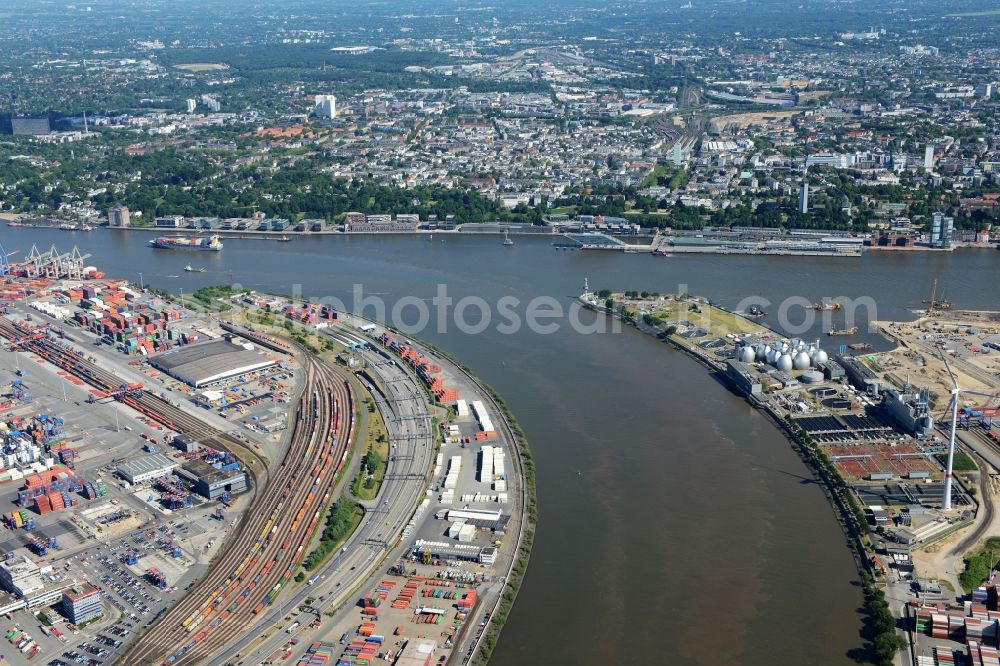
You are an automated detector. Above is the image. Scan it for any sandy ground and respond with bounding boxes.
[914,475,1000,589]
[913,537,963,595]
[875,310,1000,585]
[708,110,799,132]
[872,314,1000,405]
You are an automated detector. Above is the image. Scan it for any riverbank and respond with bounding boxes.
[581,291,902,664]
[7,223,937,665]
[230,290,536,666]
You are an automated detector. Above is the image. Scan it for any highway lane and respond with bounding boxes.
[207,344,435,666]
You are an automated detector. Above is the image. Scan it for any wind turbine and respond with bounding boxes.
[940,351,999,510]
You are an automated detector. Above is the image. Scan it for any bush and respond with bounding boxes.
[302,501,362,571]
[959,539,1000,591]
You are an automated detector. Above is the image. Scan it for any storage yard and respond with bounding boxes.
[0,260,527,666]
[908,585,1000,666]
[0,315,265,665]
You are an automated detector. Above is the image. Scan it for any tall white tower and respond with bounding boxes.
[314,95,337,119]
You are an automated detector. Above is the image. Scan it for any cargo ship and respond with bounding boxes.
[149,235,223,251]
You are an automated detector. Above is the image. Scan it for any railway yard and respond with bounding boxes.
[0,273,526,666]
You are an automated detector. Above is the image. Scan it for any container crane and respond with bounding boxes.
[0,243,16,277]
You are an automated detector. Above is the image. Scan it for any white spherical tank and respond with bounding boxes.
[814,349,829,365]
[793,351,811,370]
[777,353,794,372]
[755,345,769,361]
[766,350,778,365]
[780,342,789,353]
[739,346,756,363]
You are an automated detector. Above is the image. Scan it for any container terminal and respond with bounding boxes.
[0,255,527,666]
[585,289,1000,666]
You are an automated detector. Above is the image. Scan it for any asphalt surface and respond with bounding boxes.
[206,344,435,666]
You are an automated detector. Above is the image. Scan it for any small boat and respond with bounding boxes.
[827,326,859,336]
[742,305,767,318]
[503,230,514,246]
[811,301,841,311]
[184,265,206,273]
[277,236,291,242]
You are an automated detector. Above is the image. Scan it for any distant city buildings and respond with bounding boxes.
[313,94,337,119]
[108,205,131,227]
[839,28,883,41]
[934,86,976,100]
[200,94,221,112]
[930,212,954,249]
[186,98,197,113]
[899,44,939,57]
[155,215,183,228]
[798,179,809,214]
[11,116,50,136]
[342,212,419,232]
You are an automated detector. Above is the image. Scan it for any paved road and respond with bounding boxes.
[206,344,435,666]
[949,430,1000,556]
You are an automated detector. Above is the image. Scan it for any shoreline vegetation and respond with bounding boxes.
[583,290,906,666]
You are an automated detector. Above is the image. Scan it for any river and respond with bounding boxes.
[5,227,1000,664]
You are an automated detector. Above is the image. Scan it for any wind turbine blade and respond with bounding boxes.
[961,389,1000,400]
[941,394,957,420]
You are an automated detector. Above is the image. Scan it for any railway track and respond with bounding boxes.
[124,356,353,665]
[0,318,356,665]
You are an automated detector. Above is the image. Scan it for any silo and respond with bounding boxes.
[777,353,794,372]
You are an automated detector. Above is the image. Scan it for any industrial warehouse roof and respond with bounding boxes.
[118,453,177,479]
[149,338,276,387]
[178,458,245,485]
